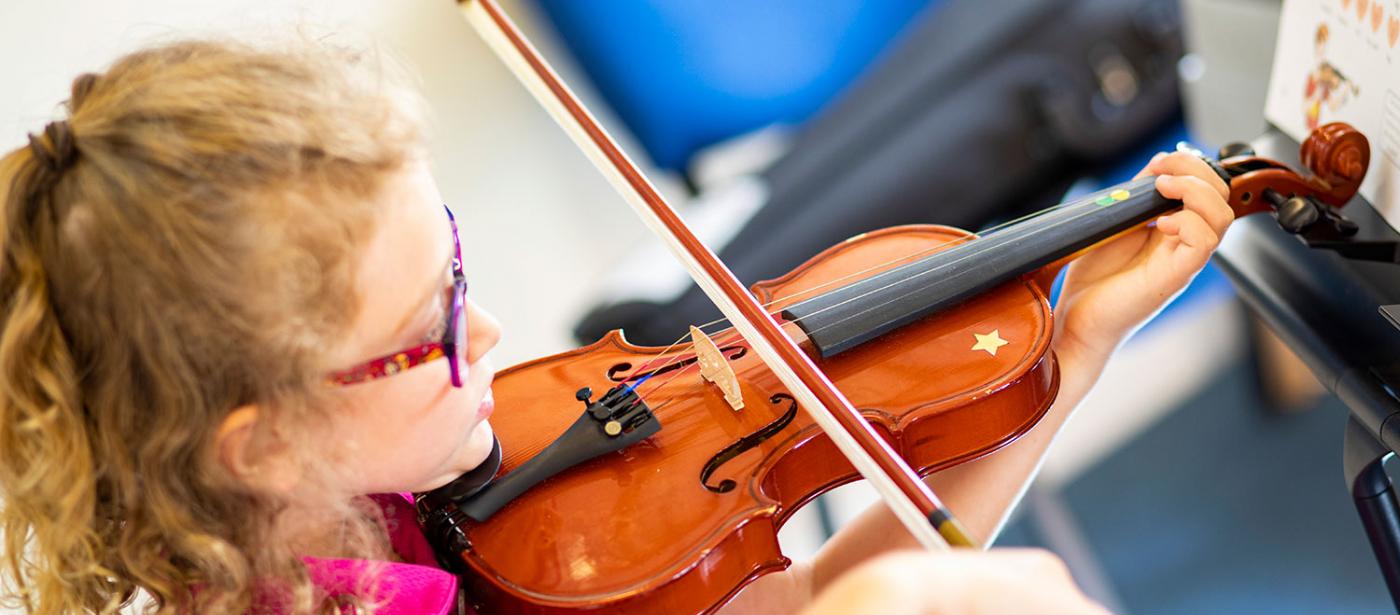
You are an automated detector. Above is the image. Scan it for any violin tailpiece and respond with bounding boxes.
[423,384,662,528]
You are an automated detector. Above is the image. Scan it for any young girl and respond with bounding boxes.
[0,39,1233,614]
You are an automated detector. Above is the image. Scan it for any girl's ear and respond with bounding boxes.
[215,405,300,495]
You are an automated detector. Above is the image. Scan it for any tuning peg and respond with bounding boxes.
[575,387,593,407]
[1218,142,1255,159]
[1276,196,1322,233]
[1332,213,1359,236]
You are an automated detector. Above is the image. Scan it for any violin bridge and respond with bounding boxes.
[690,325,744,411]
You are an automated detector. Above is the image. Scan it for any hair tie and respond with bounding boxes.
[27,120,78,174]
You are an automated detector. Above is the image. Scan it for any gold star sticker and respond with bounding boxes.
[971,330,1010,356]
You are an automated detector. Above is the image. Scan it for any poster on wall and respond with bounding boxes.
[1265,0,1400,228]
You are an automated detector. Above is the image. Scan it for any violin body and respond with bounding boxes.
[455,225,1058,613]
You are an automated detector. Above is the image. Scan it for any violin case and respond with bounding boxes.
[574,0,1186,346]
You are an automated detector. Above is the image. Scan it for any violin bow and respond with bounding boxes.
[460,0,976,551]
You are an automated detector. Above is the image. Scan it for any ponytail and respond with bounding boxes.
[0,98,120,613]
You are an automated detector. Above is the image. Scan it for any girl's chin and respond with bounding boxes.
[461,419,495,468]
[415,421,496,494]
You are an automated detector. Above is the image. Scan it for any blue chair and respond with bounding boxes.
[533,0,938,172]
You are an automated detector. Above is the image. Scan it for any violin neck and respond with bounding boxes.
[782,176,1177,358]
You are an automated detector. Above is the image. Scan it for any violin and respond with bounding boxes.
[416,2,1373,613]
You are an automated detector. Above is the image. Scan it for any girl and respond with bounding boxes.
[0,39,1232,614]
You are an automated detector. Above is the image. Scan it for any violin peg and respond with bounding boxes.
[1218,142,1255,159]
[1277,196,1322,233]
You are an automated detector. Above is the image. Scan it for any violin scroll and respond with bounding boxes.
[1300,121,1370,193]
[1220,122,1370,218]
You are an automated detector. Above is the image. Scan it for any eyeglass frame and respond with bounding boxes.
[327,205,468,388]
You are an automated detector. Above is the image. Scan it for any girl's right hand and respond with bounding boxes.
[800,548,1110,615]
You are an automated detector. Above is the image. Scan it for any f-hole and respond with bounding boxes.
[700,394,798,493]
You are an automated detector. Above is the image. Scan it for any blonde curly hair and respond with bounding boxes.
[0,39,426,613]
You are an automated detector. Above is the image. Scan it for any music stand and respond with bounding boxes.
[1216,127,1400,611]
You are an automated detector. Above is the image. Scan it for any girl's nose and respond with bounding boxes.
[464,299,501,365]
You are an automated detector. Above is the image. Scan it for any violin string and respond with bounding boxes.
[641,354,704,404]
[736,192,1106,333]
[635,194,1114,395]
[633,325,749,399]
[629,190,1125,407]
[635,328,748,410]
[625,198,1090,392]
[692,198,1083,333]
[636,195,1070,404]
[793,187,1153,345]
[635,180,1157,408]
[628,330,702,377]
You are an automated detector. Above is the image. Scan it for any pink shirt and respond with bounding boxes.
[299,493,465,615]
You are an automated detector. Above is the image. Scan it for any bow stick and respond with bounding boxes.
[460,0,976,551]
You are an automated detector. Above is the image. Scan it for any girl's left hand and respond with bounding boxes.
[1054,151,1234,361]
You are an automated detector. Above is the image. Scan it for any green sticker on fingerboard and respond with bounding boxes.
[1095,189,1132,207]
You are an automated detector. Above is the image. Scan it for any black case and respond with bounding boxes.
[576,0,1185,346]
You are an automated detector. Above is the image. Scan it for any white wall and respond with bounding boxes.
[0,0,662,367]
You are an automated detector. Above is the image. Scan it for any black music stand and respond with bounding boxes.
[1216,127,1400,612]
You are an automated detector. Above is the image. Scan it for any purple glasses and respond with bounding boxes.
[329,205,467,388]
